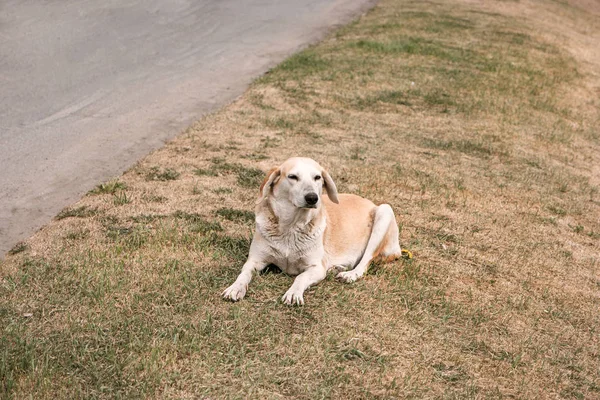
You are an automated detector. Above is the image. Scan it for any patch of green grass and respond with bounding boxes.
[548,205,567,216]
[56,206,97,220]
[265,117,296,130]
[260,136,281,148]
[213,187,233,194]
[0,321,35,397]
[352,37,471,64]
[490,348,525,369]
[350,145,367,161]
[130,214,168,223]
[65,230,89,240]
[422,138,498,157]
[7,242,28,255]
[525,158,543,169]
[235,166,264,188]
[263,112,331,138]
[373,90,412,105]
[192,184,202,195]
[423,89,456,108]
[425,16,474,32]
[433,363,470,383]
[113,191,131,206]
[587,231,600,240]
[572,224,584,234]
[194,168,219,177]
[242,152,269,161]
[493,30,531,45]
[89,180,127,195]
[142,194,168,203]
[249,92,277,110]
[215,208,255,224]
[353,90,412,109]
[173,211,223,233]
[265,50,331,78]
[106,225,149,250]
[203,233,251,262]
[195,158,264,189]
[146,167,180,181]
[409,168,446,195]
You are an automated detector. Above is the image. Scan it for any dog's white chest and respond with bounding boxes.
[257,217,325,276]
[268,235,318,275]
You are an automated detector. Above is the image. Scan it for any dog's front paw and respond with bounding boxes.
[282,287,305,306]
[336,270,361,283]
[222,282,247,301]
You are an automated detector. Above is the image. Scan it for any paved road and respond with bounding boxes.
[0,0,374,257]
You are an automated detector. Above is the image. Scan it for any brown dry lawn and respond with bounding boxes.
[2,0,599,398]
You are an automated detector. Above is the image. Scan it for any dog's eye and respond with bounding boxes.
[314,175,322,181]
[287,174,298,181]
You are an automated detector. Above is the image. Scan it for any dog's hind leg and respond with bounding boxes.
[378,212,402,261]
[337,204,400,283]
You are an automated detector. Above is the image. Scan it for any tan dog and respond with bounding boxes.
[222,157,402,305]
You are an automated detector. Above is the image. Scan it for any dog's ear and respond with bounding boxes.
[322,169,339,204]
[257,167,281,204]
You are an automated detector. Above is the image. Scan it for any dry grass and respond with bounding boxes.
[2,0,600,398]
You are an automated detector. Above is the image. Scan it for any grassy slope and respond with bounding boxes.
[2,0,599,398]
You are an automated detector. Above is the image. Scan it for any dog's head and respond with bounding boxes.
[257,157,339,208]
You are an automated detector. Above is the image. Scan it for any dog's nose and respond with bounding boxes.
[305,193,319,205]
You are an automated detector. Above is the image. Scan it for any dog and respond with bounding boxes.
[222,157,402,305]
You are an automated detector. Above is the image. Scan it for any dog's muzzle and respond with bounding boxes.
[304,192,319,208]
